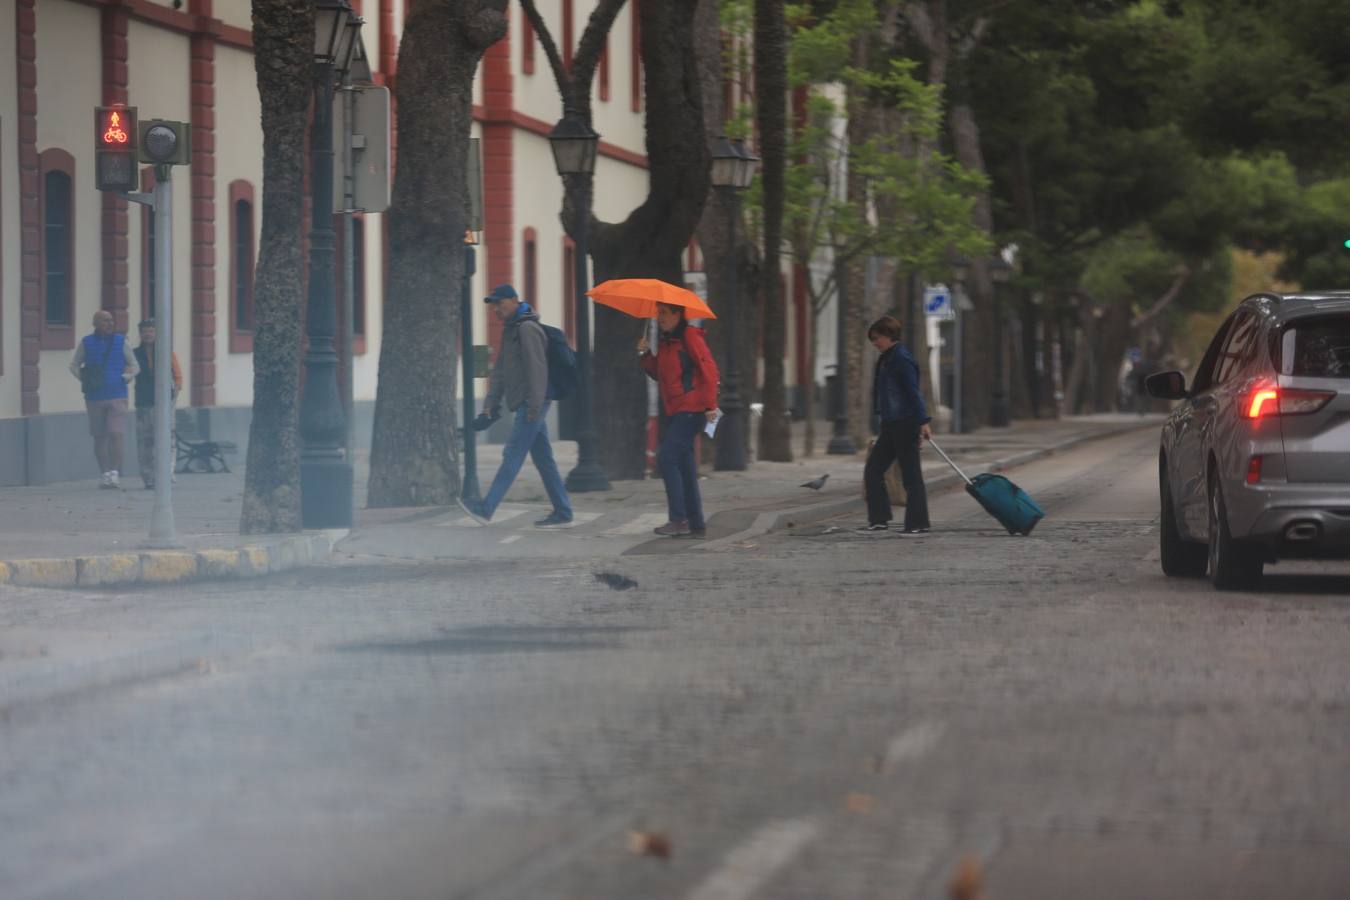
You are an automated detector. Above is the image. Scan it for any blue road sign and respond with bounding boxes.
[924,284,953,319]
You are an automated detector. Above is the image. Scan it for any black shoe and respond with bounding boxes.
[856,523,889,532]
[534,512,574,528]
[677,527,707,539]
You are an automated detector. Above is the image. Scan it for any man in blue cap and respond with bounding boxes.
[458,284,574,527]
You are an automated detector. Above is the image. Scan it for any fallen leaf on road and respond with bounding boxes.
[947,855,988,900]
[626,830,672,860]
[844,792,876,814]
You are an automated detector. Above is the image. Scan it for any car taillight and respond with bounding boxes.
[1242,387,1335,419]
[1246,455,1262,484]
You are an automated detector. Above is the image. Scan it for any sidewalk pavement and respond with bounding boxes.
[0,413,1161,587]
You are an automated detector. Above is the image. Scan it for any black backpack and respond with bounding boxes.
[542,324,578,400]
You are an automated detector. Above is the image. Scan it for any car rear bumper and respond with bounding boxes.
[1246,506,1350,558]
[1228,481,1350,558]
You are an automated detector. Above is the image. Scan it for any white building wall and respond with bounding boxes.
[214,0,252,33]
[34,0,102,415]
[211,42,263,407]
[0,0,19,417]
[126,19,192,403]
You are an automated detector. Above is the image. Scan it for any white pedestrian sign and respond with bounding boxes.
[924,284,953,320]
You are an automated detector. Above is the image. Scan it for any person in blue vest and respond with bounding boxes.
[457,284,574,528]
[69,309,139,489]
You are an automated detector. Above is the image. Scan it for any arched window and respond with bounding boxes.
[562,236,576,346]
[229,180,256,353]
[522,12,536,74]
[523,227,538,306]
[630,0,642,112]
[40,148,76,349]
[563,0,574,71]
[599,38,610,101]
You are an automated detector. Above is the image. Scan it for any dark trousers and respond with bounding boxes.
[864,419,930,530]
[657,412,706,529]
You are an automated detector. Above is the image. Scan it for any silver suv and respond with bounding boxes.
[1147,292,1350,589]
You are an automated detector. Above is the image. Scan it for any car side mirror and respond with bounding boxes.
[1145,370,1188,400]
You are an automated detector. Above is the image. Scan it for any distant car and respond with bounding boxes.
[1147,292,1350,589]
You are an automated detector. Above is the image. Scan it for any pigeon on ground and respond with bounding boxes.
[800,474,829,490]
[594,572,638,591]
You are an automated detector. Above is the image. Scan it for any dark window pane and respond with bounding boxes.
[44,171,72,324]
[1282,316,1350,379]
[235,199,253,331]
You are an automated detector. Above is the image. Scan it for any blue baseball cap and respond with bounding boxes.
[483,284,519,304]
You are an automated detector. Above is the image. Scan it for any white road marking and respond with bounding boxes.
[685,817,822,900]
[601,512,670,536]
[500,534,522,544]
[883,721,945,771]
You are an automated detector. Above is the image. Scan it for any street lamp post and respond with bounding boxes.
[827,257,858,454]
[300,0,360,528]
[548,113,610,493]
[710,136,759,471]
[988,254,1013,428]
[951,255,971,434]
[459,139,485,502]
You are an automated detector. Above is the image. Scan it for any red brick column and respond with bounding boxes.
[101,3,131,333]
[189,0,217,406]
[481,26,514,355]
[16,0,41,415]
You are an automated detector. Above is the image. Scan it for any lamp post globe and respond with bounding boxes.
[710,135,758,471]
[548,113,610,492]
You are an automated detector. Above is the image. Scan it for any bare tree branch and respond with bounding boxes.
[518,0,570,97]
[1132,266,1192,328]
[573,0,628,89]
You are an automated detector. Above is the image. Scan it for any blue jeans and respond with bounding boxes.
[657,412,705,529]
[482,402,572,520]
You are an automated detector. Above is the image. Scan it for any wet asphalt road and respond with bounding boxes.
[2,427,1349,899]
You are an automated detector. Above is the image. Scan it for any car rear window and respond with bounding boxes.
[1280,316,1350,378]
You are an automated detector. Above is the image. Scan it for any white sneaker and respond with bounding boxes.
[99,471,113,489]
[108,470,120,488]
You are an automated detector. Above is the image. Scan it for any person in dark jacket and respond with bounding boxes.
[638,303,720,537]
[861,315,931,533]
[458,284,573,528]
[132,319,183,489]
[68,309,139,489]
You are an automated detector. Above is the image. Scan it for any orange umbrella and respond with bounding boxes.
[586,278,717,320]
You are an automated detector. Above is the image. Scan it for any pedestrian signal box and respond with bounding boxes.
[139,119,192,166]
[94,105,138,192]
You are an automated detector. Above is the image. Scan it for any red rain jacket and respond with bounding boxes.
[640,324,720,416]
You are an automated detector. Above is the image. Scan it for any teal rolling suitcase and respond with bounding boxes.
[929,439,1045,536]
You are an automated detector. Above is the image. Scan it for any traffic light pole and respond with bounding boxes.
[125,170,179,548]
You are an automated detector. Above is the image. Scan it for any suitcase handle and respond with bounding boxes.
[926,437,975,486]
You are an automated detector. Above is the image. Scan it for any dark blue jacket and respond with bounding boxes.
[81,333,129,402]
[872,343,929,425]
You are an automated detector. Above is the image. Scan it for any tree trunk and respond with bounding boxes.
[240,0,312,534]
[367,0,508,507]
[587,0,711,479]
[691,0,753,466]
[950,101,994,430]
[753,0,792,461]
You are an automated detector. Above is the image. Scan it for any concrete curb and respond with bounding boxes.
[698,420,1157,547]
[0,529,347,590]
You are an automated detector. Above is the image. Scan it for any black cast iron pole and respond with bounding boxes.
[299,58,353,527]
[714,190,748,470]
[827,258,857,454]
[459,243,482,501]
[565,179,611,492]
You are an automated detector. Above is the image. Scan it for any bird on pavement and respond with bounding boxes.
[800,474,829,490]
